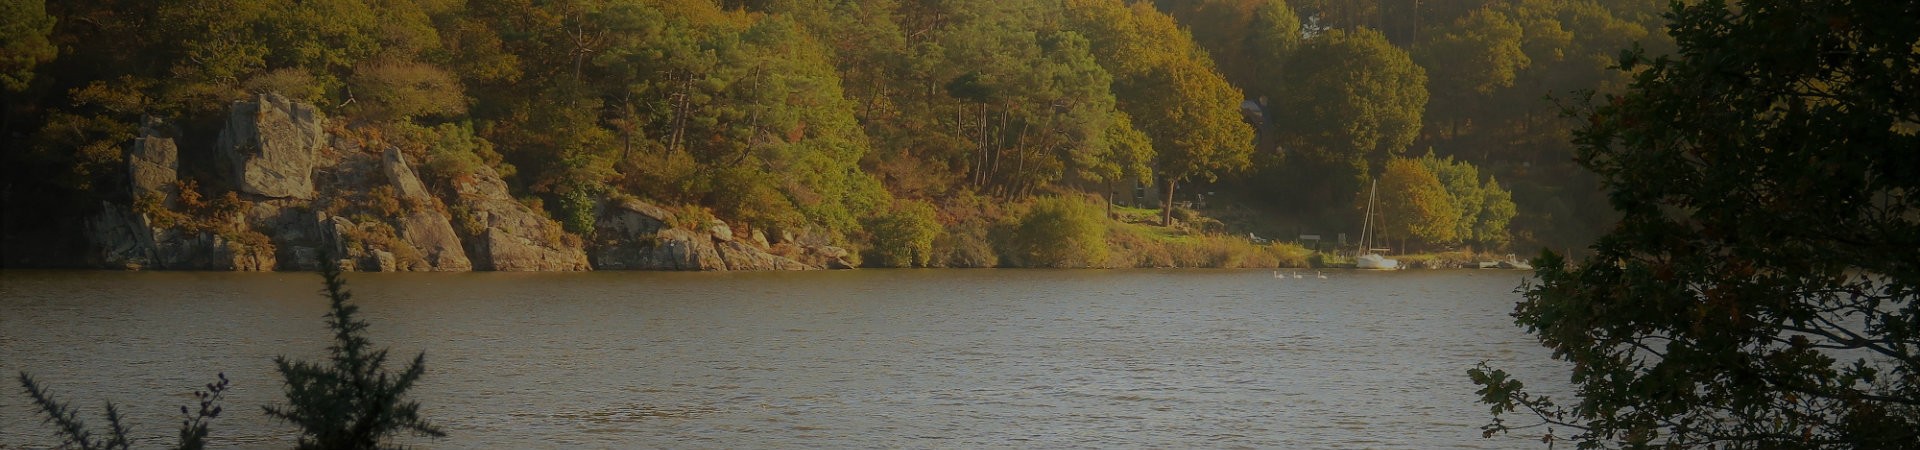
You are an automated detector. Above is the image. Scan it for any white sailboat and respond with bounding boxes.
[1356,180,1401,270]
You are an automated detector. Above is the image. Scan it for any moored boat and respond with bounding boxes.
[1355,180,1401,270]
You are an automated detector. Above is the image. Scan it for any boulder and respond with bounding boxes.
[141,228,274,271]
[593,199,713,270]
[590,198,815,271]
[285,246,322,271]
[716,240,811,270]
[217,92,325,199]
[451,164,588,271]
[89,120,177,268]
[326,215,356,255]
[603,228,727,271]
[87,202,160,269]
[381,148,471,270]
[596,198,676,237]
[794,244,856,270]
[128,117,178,201]
[370,250,398,272]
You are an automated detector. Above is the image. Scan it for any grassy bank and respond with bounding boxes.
[918,197,1504,270]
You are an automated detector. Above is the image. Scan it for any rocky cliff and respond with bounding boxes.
[84,92,844,272]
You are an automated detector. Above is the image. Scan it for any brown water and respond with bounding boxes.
[1,269,1568,449]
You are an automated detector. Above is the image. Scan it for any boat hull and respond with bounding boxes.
[1357,253,1400,270]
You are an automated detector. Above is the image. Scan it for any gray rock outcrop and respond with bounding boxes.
[88,201,160,269]
[88,119,276,271]
[84,92,863,272]
[217,93,325,199]
[86,202,277,271]
[716,240,812,270]
[591,198,817,271]
[381,148,471,270]
[451,164,589,271]
[128,117,178,202]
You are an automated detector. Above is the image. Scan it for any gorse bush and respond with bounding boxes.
[15,372,133,450]
[15,257,443,449]
[265,256,445,449]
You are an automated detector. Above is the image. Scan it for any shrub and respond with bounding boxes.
[706,165,806,234]
[998,196,1110,268]
[401,123,508,191]
[243,68,326,104]
[368,185,404,219]
[15,260,438,450]
[862,200,940,268]
[265,257,445,448]
[1105,224,1173,268]
[345,59,467,121]
[931,218,998,268]
[555,188,597,237]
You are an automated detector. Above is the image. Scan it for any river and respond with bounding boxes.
[2,269,1570,449]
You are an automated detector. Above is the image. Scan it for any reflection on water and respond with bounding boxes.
[2,269,1568,449]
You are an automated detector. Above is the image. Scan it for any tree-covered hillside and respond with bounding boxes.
[0,0,1672,268]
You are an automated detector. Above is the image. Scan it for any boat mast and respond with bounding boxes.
[1360,179,1376,257]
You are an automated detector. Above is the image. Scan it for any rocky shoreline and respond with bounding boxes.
[83,93,851,272]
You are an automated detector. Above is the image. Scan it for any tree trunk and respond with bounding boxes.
[1161,178,1178,227]
[1105,180,1114,218]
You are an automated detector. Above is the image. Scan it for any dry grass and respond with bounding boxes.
[1105,223,1313,268]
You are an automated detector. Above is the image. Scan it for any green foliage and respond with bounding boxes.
[1376,157,1458,247]
[175,374,230,450]
[1104,222,1310,268]
[243,68,328,104]
[931,220,999,268]
[16,371,230,450]
[1276,27,1427,173]
[401,122,509,190]
[1476,0,1920,447]
[0,0,1687,266]
[1471,177,1515,248]
[998,195,1109,268]
[1152,0,1300,102]
[1415,7,1528,128]
[15,372,131,450]
[266,261,445,449]
[861,199,941,268]
[1064,0,1255,225]
[1414,153,1516,249]
[1079,110,1155,186]
[346,59,467,120]
[1,0,58,91]
[555,187,599,237]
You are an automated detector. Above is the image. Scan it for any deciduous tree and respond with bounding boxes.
[1472,0,1920,447]
[1376,157,1457,249]
[1065,0,1254,226]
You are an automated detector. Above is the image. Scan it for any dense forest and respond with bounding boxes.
[0,0,1673,269]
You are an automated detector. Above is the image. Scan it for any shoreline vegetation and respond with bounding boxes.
[2,0,1659,272]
